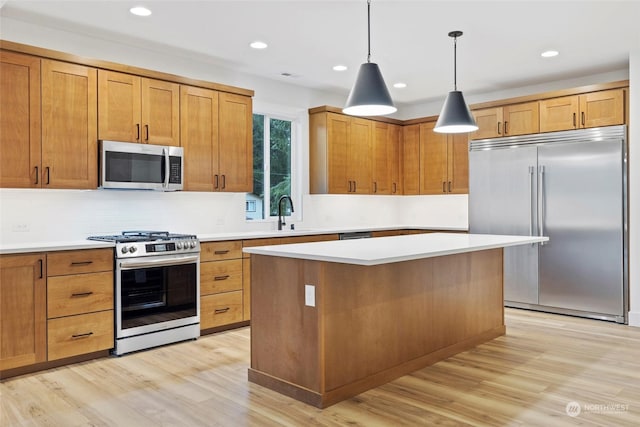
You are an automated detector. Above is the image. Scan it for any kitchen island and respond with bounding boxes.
[244,233,548,408]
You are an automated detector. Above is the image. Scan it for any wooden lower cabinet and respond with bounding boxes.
[1,248,114,376]
[0,253,47,371]
[201,291,243,329]
[200,241,246,332]
[47,311,114,361]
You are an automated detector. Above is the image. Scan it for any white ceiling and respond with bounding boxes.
[1,0,639,107]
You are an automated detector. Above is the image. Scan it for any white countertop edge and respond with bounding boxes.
[0,240,115,255]
[242,233,549,266]
[0,226,468,254]
[197,225,467,242]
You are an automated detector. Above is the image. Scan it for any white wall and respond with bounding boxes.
[628,49,640,326]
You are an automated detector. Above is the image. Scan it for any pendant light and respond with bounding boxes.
[434,31,478,133]
[343,0,396,116]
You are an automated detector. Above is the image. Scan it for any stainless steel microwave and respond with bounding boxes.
[99,140,183,191]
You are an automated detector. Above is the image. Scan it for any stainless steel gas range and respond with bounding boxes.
[88,231,200,355]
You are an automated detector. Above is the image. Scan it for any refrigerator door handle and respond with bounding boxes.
[538,165,546,245]
[529,166,535,237]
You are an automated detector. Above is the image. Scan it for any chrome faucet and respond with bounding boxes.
[277,195,294,230]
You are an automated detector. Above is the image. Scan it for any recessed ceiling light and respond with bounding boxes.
[393,82,407,89]
[130,6,152,17]
[333,65,348,72]
[541,50,559,58]
[250,41,268,49]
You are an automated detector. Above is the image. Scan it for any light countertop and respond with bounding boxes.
[0,225,467,254]
[242,233,549,266]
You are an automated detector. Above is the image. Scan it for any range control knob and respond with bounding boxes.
[129,246,137,253]
[121,246,128,254]
[176,242,183,249]
[190,241,197,248]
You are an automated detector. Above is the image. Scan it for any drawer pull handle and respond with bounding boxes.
[214,308,230,314]
[214,275,230,281]
[71,291,94,297]
[214,250,230,255]
[71,332,94,339]
[35,166,39,185]
[71,261,93,266]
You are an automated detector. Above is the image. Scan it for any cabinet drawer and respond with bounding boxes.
[201,241,242,262]
[201,291,243,329]
[47,249,113,276]
[47,310,114,361]
[201,259,242,295]
[47,271,114,318]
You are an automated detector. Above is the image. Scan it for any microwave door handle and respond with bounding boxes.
[119,255,199,270]
[163,148,170,189]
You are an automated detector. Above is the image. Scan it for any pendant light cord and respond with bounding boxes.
[367,0,371,63]
[453,34,457,91]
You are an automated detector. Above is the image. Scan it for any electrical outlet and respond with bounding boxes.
[305,284,316,307]
[11,223,30,232]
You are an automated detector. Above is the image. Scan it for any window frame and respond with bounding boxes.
[247,109,301,223]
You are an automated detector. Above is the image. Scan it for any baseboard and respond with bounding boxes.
[628,310,640,327]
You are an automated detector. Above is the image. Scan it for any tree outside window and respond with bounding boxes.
[247,114,292,220]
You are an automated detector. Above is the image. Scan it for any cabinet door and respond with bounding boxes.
[471,107,503,139]
[349,117,372,194]
[447,133,469,194]
[181,86,219,191]
[579,89,624,128]
[326,113,350,194]
[539,95,579,132]
[98,70,141,142]
[218,93,253,192]
[0,52,41,188]
[503,101,539,136]
[41,60,97,189]
[141,78,180,146]
[402,124,420,195]
[0,254,46,371]
[372,122,391,194]
[389,124,402,195]
[419,122,448,195]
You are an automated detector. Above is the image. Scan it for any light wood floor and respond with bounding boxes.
[2,308,640,426]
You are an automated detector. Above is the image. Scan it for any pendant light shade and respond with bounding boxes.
[343,0,396,116]
[434,31,478,133]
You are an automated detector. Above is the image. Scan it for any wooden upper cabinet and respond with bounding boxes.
[402,124,420,195]
[420,122,448,194]
[372,122,393,195]
[41,60,98,189]
[503,102,539,136]
[472,102,538,139]
[326,113,350,194]
[537,89,624,133]
[389,124,402,195]
[448,133,469,194]
[98,70,179,145]
[0,253,47,371]
[181,85,219,191]
[141,78,180,145]
[471,107,503,139]
[218,92,253,192]
[418,122,468,195]
[580,89,624,128]
[0,51,41,188]
[348,117,372,194]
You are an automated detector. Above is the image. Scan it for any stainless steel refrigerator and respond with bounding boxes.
[469,125,628,323]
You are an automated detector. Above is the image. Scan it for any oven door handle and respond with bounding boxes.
[119,255,199,270]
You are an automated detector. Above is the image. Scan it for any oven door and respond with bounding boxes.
[116,253,199,338]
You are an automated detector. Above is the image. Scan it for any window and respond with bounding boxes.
[247,114,294,220]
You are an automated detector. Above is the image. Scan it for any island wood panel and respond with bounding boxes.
[249,248,505,408]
